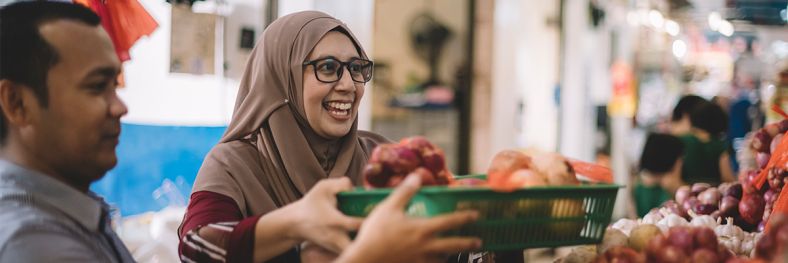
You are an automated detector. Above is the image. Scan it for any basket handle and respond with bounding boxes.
[568,159,613,184]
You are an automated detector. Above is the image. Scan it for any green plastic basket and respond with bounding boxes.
[337,175,621,250]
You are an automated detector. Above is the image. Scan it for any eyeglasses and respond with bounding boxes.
[302,57,374,83]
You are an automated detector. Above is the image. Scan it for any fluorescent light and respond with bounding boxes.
[718,20,734,37]
[708,12,722,31]
[649,10,664,28]
[665,20,680,36]
[673,40,687,59]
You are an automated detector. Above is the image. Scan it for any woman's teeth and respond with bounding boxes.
[327,102,351,110]
[324,102,352,116]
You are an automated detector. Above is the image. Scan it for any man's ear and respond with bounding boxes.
[0,80,34,127]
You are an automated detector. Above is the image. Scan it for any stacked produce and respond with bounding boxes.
[743,119,788,227]
[655,181,763,232]
[594,226,736,263]
[604,214,759,258]
[577,120,788,262]
[752,214,788,261]
[362,136,453,188]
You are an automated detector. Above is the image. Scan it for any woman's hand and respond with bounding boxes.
[288,177,363,254]
[337,175,482,263]
[300,242,339,263]
[253,177,360,262]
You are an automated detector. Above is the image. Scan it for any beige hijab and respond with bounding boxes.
[191,11,388,217]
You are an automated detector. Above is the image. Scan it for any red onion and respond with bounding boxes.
[755,232,776,259]
[663,200,686,218]
[698,188,721,205]
[769,168,787,191]
[658,245,687,263]
[779,119,788,133]
[363,163,388,187]
[693,203,718,215]
[667,226,695,253]
[724,183,743,199]
[645,234,667,257]
[691,183,711,196]
[675,185,692,204]
[681,197,700,218]
[775,225,788,245]
[717,244,735,262]
[693,227,718,251]
[371,144,420,174]
[752,129,772,153]
[739,193,765,225]
[691,248,719,263]
[719,196,739,217]
[757,152,771,169]
[741,180,759,195]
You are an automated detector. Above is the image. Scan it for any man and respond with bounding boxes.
[0,1,133,262]
[0,3,480,263]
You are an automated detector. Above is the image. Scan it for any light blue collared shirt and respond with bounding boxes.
[0,159,135,262]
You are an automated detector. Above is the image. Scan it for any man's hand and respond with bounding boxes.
[288,177,363,254]
[338,175,482,263]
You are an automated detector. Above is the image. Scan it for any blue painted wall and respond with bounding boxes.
[91,123,226,216]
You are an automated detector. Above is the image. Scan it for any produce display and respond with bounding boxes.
[593,226,737,263]
[355,126,788,262]
[556,119,788,263]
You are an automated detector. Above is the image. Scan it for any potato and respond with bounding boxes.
[628,224,661,252]
[598,228,629,254]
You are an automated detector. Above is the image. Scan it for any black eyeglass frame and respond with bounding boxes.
[302,57,374,83]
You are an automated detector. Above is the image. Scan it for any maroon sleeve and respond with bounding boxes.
[179,191,261,263]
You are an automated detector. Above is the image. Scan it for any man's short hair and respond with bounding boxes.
[639,133,684,174]
[671,95,707,122]
[0,1,100,141]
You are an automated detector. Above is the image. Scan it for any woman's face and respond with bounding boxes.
[302,31,366,139]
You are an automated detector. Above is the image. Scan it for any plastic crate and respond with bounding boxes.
[337,176,621,250]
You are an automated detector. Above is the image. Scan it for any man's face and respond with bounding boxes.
[27,20,126,186]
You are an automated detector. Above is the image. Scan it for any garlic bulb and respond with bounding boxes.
[688,210,718,229]
[610,218,638,236]
[642,209,664,225]
[714,217,744,240]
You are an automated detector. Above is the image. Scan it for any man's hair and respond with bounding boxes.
[639,133,684,174]
[690,102,728,138]
[0,1,100,141]
[671,95,707,122]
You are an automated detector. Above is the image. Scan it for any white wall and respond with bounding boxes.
[120,0,266,127]
[490,0,561,155]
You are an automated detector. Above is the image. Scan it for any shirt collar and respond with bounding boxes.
[0,159,104,231]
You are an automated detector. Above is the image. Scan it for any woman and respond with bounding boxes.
[178,11,479,263]
[680,102,736,185]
